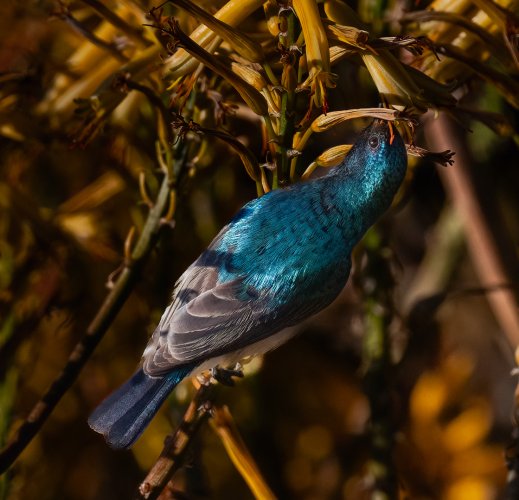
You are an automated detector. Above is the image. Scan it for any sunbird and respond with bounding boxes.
[89,119,407,448]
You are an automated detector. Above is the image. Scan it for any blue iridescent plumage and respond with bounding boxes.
[88,120,407,448]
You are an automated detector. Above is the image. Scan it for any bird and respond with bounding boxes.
[88,119,408,449]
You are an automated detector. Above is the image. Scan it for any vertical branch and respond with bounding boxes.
[425,114,519,347]
[360,229,398,499]
[278,10,298,186]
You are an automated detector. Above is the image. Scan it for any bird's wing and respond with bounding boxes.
[141,189,348,376]
[157,263,219,329]
[142,277,276,376]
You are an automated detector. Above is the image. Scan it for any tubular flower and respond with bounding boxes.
[327,24,370,50]
[293,0,337,112]
[310,108,399,133]
[163,20,268,116]
[324,0,367,28]
[294,107,399,152]
[301,144,353,180]
[231,63,280,115]
[263,0,281,37]
[362,52,429,113]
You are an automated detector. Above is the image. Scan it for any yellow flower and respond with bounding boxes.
[293,0,336,111]
[362,52,428,112]
[301,144,352,180]
[163,21,268,116]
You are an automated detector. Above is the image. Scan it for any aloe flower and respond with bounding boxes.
[293,0,337,111]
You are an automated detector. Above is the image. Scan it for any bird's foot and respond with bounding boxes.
[196,371,213,386]
[211,364,243,386]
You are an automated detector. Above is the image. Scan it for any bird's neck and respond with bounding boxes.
[323,158,406,243]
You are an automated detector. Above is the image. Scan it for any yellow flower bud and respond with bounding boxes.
[361,52,428,112]
[301,144,352,179]
[264,0,281,37]
[164,21,268,116]
[230,62,267,91]
[293,0,336,110]
[310,108,398,133]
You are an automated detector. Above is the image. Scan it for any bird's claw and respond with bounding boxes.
[211,365,244,386]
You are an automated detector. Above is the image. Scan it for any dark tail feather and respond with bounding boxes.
[88,366,193,449]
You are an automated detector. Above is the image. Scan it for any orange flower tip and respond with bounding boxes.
[388,121,395,145]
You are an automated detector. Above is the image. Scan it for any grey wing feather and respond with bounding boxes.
[142,278,268,376]
[142,263,349,376]
[142,263,219,374]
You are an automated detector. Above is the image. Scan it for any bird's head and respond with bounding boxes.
[343,119,407,181]
[337,120,407,207]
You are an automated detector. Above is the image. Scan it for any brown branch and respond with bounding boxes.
[435,44,519,109]
[0,174,174,474]
[425,113,519,347]
[136,384,213,500]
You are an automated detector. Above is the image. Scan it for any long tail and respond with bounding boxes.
[88,366,193,449]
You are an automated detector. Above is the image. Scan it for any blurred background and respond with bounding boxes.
[1,0,518,499]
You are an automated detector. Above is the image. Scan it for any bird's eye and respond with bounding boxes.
[368,136,379,150]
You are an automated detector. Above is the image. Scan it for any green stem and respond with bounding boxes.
[271,167,279,189]
[278,10,298,185]
[279,89,296,183]
[361,228,398,499]
[263,114,277,140]
[262,114,279,190]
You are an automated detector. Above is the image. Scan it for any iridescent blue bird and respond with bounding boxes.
[88,120,407,448]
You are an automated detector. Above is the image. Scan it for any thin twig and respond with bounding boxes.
[0,173,174,474]
[136,384,213,500]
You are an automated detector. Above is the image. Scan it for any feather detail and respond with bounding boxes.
[88,366,193,449]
